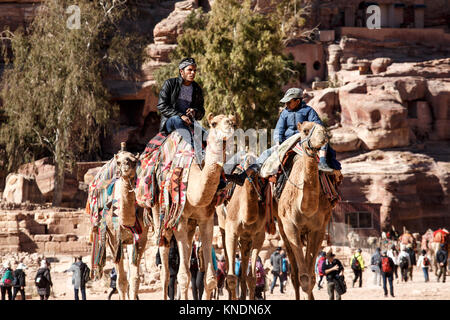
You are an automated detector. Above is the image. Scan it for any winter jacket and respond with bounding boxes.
[65,261,86,289]
[352,253,366,270]
[157,76,205,132]
[398,251,411,268]
[274,102,323,144]
[110,268,117,289]
[1,268,13,287]
[270,251,282,273]
[35,267,52,296]
[436,249,448,266]
[13,269,26,288]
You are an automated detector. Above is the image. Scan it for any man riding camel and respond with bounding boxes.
[226,87,341,185]
[157,57,206,164]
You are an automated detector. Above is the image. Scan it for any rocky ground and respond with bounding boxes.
[18,254,449,301]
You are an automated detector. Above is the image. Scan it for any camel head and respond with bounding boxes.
[296,121,328,153]
[207,113,236,142]
[115,151,140,179]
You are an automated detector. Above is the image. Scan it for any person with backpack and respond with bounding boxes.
[269,247,284,294]
[379,250,395,297]
[12,263,26,300]
[417,249,431,282]
[315,251,326,290]
[436,243,448,283]
[35,259,52,300]
[406,244,416,281]
[254,256,266,300]
[322,251,344,300]
[234,253,242,298]
[0,261,14,300]
[280,250,290,289]
[398,246,411,282]
[108,267,117,300]
[351,248,365,288]
[370,247,382,286]
[63,256,89,300]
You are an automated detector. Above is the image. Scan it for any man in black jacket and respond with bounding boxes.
[436,244,448,283]
[322,251,344,300]
[157,57,205,163]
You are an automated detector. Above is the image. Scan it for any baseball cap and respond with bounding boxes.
[280,88,303,103]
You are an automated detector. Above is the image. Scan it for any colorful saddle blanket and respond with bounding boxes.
[135,131,195,235]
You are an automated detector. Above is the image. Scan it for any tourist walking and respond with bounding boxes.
[280,250,290,289]
[436,243,448,283]
[315,251,326,290]
[234,253,242,298]
[64,256,89,300]
[351,248,365,288]
[12,263,26,300]
[254,256,266,300]
[379,250,395,297]
[370,247,382,286]
[190,230,205,300]
[398,247,411,282]
[270,247,284,294]
[406,244,416,281]
[35,260,53,300]
[387,244,399,282]
[108,267,117,300]
[322,251,344,300]
[416,250,431,282]
[0,261,14,300]
[216,255,226,297]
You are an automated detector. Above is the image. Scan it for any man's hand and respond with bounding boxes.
[181,115,192,126]
[186,108,196,119]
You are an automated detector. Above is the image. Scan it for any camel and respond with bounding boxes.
[274,121,336,300]
[218,154,268,300]
[90,150,149,300]
[149,113,236,300]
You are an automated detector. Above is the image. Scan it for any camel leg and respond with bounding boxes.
[278,215,309,299]
[174,220,193,300]
[199,217,217,300]
[278,218,300,300]
[303,231,325,300]
[239,239,252,300]
[127,225,149,300]
[116,255,128,300]
[225,223,238,300]
[159,242,170,300]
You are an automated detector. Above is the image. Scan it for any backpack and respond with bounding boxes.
[399,255,408,269]
[318,258,325,276]
[1,269,13,286]
[334,275,347,295]
[282,259,287,273]
[82,264,91,283]
[351,255,361,271]
[35,270,48,288]
[381,257,392,273]
[423,256,430,266]
[234,260,241,276]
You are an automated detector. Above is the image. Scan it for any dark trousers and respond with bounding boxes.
[327,281,341,300]
[393,265,399,279]
[400,266,409,282]
[39,294,50,300]
[353,269,363,287]
[317,275,324,288]
[108,288,117,300]
[74,286,86,300]
[270,271,284,293]
[437,265,447,283]
[1,286,12,300]
[12,287,25,300]
[382,272,394,296]
[190,269,205,300]
[255,285,264,299]
[168,274,177,300]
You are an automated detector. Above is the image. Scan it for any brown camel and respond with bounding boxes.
[220,154,268,300]
[275,121,336,300]
[149,113,236,300]
[95,150,149,300]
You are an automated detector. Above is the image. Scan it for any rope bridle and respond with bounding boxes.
[278,124,320,191]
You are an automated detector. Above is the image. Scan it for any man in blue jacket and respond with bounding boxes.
[226,88,339,185]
